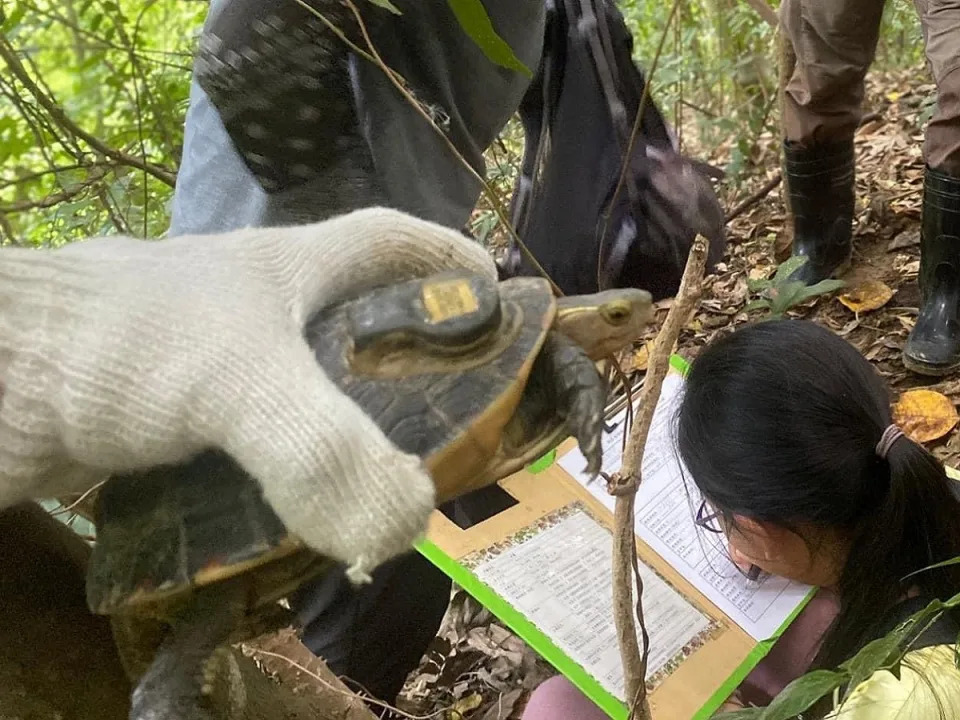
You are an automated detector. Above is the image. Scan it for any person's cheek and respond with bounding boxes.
[728,542,756,573]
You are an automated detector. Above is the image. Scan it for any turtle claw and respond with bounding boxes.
[568,385,605,480]
[538,331,608,478]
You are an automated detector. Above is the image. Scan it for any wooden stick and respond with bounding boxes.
[725,173,782,224]
[610,235,710,718]
[741,0,778,28]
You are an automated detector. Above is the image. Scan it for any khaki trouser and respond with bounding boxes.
[779,0,960,174]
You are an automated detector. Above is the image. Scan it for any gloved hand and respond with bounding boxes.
[0,207,496,581]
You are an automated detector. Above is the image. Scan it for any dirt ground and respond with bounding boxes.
[394,68,955,720]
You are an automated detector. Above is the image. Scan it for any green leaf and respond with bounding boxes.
[446,0,532,77]
[772,255,808,283]
[743,298,772,313]
[2,2,26,28]
[760,669,847,720]
[902,554,960,581]
[364,0,402,14]
[839,634,902,697]
[770,280,807,315]
[794,278,846,302]
[746,275,771,292]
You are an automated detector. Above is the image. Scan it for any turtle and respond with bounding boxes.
[84,270,654,720]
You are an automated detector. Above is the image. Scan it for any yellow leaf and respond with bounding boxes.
[886,91,901,102]
[892,390,959,444]
[633,342,652,372]
[447,693,483,719]
[838,279,894,313]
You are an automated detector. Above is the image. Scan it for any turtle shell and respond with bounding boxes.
[309,271,557,500]
[87,272,556,614]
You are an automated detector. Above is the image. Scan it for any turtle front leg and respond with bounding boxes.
[537,332,608,477]
[127,581,246,720]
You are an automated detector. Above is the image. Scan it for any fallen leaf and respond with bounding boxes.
[901,259,920,276]
[838,279,894,313]
[448,692,483,719]
[888,229,920,251]
[897,315,915,332]
[478,688,524,720]
[892,389,959,443]
[856,119,884,136]
[633,342,651,372]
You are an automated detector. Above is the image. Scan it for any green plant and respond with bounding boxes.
[715,584,960,719]
[744,256,846,318]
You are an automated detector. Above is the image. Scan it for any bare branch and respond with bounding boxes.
[742,0,779,28]
[0,35,176,187]
[610,235,710,719]
[0,169,109,214]
[725,172,782,223]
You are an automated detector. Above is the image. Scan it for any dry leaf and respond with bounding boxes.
[633,342,652,372]
[887,229,920,251]
[448,692,483,719]
[838,279,894,313]
[477,688,524,720]
[892,389,959,443]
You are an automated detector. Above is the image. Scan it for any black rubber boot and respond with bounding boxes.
[903,166,960,376]
[782,139,856,285]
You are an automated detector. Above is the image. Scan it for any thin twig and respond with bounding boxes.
[0,161,117,189]
[724,172,781,223]
[610,235,710,719]
[299,0,562,295]
[52,480,106,515]
[741,0,778,28]
[249,649,453,720]
[0,169,109,214]
[0,35,176,187]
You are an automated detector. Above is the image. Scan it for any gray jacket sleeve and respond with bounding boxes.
[169,0,542,237]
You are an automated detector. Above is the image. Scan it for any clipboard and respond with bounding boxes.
[415,355,817,719]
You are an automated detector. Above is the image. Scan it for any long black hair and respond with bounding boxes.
[676,319,960,670]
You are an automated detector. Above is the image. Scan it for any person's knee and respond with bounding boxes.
[779,0,882,142]
[925,66,960,175]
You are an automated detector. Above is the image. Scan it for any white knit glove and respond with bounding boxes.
[0,207,496,581]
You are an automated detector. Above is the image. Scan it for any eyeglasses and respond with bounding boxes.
[693,499,766,582]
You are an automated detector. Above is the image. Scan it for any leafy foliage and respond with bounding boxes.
[744,256,846,318]
[0,0,203,246]
[714,588,960,719]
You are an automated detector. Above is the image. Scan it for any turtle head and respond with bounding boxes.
[554,288,655,360]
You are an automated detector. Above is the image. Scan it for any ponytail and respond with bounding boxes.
[815,427,960,669]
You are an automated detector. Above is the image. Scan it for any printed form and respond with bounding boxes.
[558,372,813,641]
[471,508,712,701]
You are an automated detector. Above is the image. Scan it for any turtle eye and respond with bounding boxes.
[601,301,631,325]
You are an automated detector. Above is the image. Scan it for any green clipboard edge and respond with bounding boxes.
[415,536,629,719]
[414,352,818,718]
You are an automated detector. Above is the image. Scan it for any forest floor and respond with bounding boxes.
[392,68,956,720]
